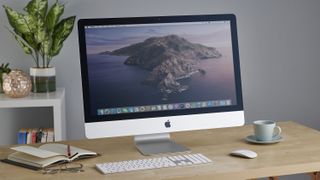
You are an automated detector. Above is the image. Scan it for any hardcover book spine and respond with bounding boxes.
[17,130,24,144]
[41,129,48,143]
[31,129,37,144]
[17,129,27,144]
[46,128,54,142]
[36,128,43,143]
[18,128,54,144]
[26,129,32,144]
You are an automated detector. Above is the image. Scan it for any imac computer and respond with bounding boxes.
[78,14,244,155]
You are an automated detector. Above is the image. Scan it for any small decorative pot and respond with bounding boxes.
[30,67,56,93]
[2,70,32,98]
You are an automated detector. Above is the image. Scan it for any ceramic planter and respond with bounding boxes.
[30,67,56,93]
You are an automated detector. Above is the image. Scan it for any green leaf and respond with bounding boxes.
[0,63,11,74]
[7,28,33,54]
[3,5,33,34]
[22,33,39,50]
[4,64,9,69]
[24,0,48,18]
[50,42,63,57]
[42,36,52,56]
[23,0,48,44]
[33,16,47,43]
[50,16,75,56]
[13,29,38,51]
[14,34,33,54]
[46,1,64,33]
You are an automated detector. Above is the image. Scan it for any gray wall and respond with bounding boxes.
[0,0,319,179]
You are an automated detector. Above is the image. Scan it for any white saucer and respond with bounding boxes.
[245,135,283,144]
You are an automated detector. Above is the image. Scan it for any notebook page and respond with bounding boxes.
[39,143,97,159]
[11,146,60,158]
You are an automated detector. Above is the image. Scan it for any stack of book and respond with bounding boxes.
[2,143,98,170]
[17,128,54,144]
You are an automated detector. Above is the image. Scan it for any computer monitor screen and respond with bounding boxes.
[78,14,244,155]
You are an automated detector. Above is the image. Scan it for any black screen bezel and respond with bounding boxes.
[78,14,243,123]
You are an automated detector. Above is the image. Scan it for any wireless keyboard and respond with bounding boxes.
[96,153,212,174]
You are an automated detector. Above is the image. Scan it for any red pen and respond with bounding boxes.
[67,144,71,157]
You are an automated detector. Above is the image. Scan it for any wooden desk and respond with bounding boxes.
[1,121,320,180]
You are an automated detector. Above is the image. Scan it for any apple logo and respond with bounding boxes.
[165,120,171,128]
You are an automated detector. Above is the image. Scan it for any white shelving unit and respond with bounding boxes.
[0,88,66,141]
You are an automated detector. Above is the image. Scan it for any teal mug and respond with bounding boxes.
[253,120,281,141]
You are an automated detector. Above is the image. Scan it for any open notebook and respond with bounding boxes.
[3,143,97,170]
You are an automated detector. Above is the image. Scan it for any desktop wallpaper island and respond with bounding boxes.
[85,22,237,113]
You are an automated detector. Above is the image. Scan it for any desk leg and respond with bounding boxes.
[310,172,320,180]
[52,93,66,141]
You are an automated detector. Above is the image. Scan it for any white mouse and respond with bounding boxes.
[230,149,257,159]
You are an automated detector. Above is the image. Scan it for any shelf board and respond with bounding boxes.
[0,88,65,108]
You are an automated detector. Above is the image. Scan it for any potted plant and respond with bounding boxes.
[3,0,75,93]
[0,63,11,93]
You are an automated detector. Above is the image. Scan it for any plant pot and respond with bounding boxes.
[30,67,56,93]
